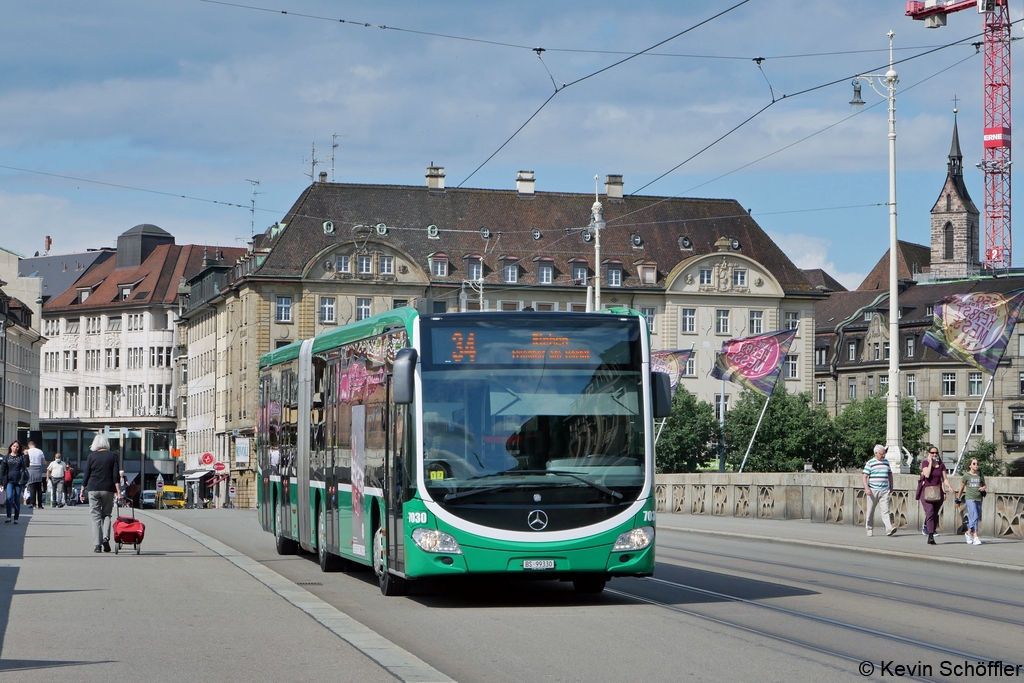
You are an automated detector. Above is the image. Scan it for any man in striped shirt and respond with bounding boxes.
[863,444,896,537]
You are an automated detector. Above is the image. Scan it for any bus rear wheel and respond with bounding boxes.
[275,503,298,555]
[317,504,342,572]
[373,526,407,596]
[573,576,607,594]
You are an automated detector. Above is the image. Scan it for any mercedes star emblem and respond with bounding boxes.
[527,509,549,531]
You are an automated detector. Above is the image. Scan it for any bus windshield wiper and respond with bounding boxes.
[443,484,517,502]
[469,469,623,500]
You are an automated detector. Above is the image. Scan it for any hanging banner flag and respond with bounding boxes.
[711,329,797,396]
[922,290,1024,375]
[651,349,694,397]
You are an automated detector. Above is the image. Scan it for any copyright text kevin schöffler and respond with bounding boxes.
[858,660,1023,677]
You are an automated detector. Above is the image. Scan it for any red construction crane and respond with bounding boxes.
[906,0,1011,270]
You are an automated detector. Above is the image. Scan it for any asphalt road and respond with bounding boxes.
[161,509,1024,683]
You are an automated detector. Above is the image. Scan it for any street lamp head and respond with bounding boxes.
[849,79,865,111]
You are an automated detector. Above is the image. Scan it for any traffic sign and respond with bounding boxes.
[156,474,165,490]
[213,462,227,472]
[228,486,236,498]
[201,453,214,465]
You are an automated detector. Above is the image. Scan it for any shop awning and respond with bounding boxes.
[184,470,213,481]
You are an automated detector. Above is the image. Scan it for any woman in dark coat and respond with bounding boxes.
[1,441,28,524]
[917,448,955,545]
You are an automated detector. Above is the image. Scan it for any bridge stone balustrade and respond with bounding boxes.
[654,473,1024,539]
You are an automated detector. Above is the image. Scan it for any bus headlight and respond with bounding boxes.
[612,526,654,551]
[412,528,463,554]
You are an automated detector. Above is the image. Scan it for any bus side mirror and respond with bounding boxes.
[393,348,418,404]
[651,371,672,418]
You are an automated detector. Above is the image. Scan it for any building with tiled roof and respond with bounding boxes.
[218,167,826,442]
[0,284,43,446]
[35,224,244,490]
[802,268,847,293]
[814,121,1024,469]
[0,248,46,445]
[857,240,932,291]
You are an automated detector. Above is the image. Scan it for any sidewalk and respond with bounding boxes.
[0,504,441,682]
[657,511,1024,574]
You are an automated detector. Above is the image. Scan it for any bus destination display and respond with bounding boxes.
[429,324,635,366]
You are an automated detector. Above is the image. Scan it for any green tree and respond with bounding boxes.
[723,387,825,473]
[656,389,720,473]
[959,440,1004,477]
[833,393,929,467]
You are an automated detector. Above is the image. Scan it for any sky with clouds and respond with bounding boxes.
[1,0,1015,289]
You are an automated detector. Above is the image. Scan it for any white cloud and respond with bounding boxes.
[768,230,866,290]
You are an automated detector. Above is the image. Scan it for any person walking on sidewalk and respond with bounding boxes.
[1,441,28,524]
[25,441,46,510]
[863,445,897,537]
[79,434,121,553]
[916,448,954,546]
[956,458,987,546]
[46,453,67,507]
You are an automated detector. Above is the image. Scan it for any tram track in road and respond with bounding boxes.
[605,585,946,683]
[658,542,1024,613]
[654,547,1024,629]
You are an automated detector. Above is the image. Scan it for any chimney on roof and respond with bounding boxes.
[516,170,535,196]
[605,174,624,200]
[319,171,328,183]
[426,165,445,190]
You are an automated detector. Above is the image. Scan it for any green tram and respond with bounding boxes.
[257,307,672,595]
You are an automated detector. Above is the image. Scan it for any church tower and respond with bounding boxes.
[930,115,980,279]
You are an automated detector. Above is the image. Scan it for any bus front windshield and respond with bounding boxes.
[419,315,647,508]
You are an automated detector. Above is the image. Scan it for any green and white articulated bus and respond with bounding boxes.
[257,307,672,596]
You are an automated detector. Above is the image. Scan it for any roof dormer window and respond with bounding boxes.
[604,260,623,287]
[500,256,519,284]
[462,254,484,282]
[429,253,449,277]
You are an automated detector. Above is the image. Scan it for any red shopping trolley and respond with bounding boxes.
[113,501,145,554]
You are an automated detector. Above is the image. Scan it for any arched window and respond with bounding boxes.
[944,222,954,260]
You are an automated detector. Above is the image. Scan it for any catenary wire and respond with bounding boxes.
[456,0,755,187]
[197,0,970,62]
[617,42,986,214]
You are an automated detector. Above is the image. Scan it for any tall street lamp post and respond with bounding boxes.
[851,30,905,473]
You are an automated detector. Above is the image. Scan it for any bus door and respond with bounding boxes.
[296,339,315,549]
[323,358,338,555]
[385,379,405,573]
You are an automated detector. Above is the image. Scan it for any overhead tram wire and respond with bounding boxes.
[0,164,250,211]
[197,0,970,62]
[456,0,754,187]
[661,49,981,204]
[619,29,997,215]
[1,41,981,240]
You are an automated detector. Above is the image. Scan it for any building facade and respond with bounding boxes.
[35,224,232,488]
[814,122,1024,469]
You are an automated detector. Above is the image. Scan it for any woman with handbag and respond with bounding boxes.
[1,441,28,524]
[916,448,955,545]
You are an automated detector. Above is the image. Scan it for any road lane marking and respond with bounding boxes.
[147,513,455,683]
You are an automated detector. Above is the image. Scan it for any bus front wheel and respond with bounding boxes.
[373,526,407,596]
